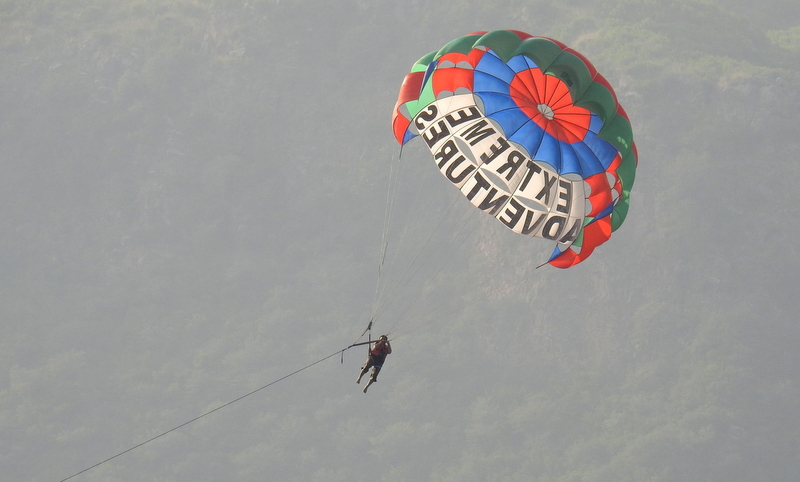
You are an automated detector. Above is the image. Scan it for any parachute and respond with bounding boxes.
[392,30,637,268]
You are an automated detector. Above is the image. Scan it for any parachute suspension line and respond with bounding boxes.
[58,349,345,482]
[385,221,487,337]
[386,219,546,341]
[341,319,373,363]
[369,146,534,339]
[382,202,482,335]
[370,150,443,325]
[370,189,472,327]
[379,154,434,306]
[369,147,403,324]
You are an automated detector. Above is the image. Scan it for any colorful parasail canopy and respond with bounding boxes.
[392,30,637,268]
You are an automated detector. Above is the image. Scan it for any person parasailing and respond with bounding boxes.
[356,335,392,393]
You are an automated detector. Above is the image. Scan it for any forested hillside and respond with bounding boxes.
[1,1,799,481]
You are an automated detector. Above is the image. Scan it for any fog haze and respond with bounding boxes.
[1,1,799,481]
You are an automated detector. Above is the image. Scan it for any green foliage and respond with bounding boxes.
[768,25,800,52]
[1,1,799,481]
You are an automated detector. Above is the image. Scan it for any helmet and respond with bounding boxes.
[379,335,388,341]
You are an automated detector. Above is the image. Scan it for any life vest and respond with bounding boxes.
[370,342,388,357]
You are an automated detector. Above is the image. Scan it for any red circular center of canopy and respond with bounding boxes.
[509,68,592,143]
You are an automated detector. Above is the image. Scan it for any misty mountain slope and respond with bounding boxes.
[1,1,799,481]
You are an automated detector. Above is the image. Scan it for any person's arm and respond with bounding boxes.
[385,342,392,354]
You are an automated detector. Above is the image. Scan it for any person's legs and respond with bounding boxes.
[356,357,374,384]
